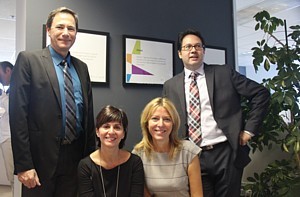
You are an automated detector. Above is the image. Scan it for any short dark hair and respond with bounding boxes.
[177,28,206,51]
[95,105,128,148]
[46,7,79,30]
[0,61,13,72]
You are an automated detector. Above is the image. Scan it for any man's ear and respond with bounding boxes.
[46,27,51,37]
[178,50,182,59]
[5,67,11,74]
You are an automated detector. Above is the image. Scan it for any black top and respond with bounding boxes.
[78,153,144,197]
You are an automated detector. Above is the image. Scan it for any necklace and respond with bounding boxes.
[99,152,120,197]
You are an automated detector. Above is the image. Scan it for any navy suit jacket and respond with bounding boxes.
[9,47,95,180]
[162,64,270,168]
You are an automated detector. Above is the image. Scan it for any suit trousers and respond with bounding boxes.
[21,138,83,197]
[200,141,243,197]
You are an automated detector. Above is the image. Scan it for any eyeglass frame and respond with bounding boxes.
[181,43,205,51]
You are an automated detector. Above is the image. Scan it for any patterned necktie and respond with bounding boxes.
[188,72,202,145]
[61,60,77,143]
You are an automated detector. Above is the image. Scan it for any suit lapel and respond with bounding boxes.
[42,48,62,109]
[176,72,187,116]
[204,64,214,111]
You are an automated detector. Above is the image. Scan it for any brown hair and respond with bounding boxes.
[95,105,128,148]
[46,7,78,30]
[177,28,206,51]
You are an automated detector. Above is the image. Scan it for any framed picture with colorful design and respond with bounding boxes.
[123,35,174,85]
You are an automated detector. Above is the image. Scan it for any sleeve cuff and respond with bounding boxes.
[244,130,255,137]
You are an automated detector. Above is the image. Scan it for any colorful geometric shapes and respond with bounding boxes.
[132,40,141,54]
[126,74,132,82]
[126,54,132,63]
[132,65,153,75]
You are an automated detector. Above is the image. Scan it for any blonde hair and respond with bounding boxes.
[134,97,182,159]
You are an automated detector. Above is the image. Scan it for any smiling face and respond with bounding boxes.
[97,121,125,148]
[147,106,173,144]
[178,34,205,71]
[47,12,77,57]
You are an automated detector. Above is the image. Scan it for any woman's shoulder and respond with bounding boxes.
[181,140,194,147]
[124,150,141,163]
[181,140,201,154]
[132,147,145,156]
[119,150,141,163]
[130,152,143,161]
[120,151,143,169]
[78,154,94,170]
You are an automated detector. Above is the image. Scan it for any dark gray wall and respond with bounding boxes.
[24,0,235,150]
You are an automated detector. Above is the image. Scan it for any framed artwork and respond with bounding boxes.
[43,25,109,84]
[204,45,227,64]
[123,35,174,85]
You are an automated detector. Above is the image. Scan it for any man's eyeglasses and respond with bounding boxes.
[181,43,205,51]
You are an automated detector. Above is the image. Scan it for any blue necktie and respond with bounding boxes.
[61,60,77,143]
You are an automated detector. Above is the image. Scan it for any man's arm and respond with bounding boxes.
[231,66,270,135]
[9,51,35,174]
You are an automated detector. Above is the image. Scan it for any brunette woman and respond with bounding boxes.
[78,105,144,197]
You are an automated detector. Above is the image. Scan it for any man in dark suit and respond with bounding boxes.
[163,29,270,197]
[9,7,95,197]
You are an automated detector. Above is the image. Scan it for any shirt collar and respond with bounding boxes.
[184,63,204,79]
[48,46,71,66]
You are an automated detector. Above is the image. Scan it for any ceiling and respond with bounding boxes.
[0,0,299,66]
[236,0,300,67]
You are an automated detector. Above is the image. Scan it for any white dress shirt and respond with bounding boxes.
[184,66,227,147]
[0,87,10,144]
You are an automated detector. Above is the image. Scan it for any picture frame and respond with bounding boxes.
[43,25,109,84]
[204,45,227,65]
[123,35,174,85]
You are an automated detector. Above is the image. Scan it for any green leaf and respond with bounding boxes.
[254,173,259,180]
[285,136,295,146]
[278,19,284,26]
[255,23,260,31]
[284,95,294,106]
[294,141,299,153]
[265,11,270,20]
[247,177,256,182]
[264,59,270,71]
[283,143,289,152]
[281,80,286,87]
[257,41,261,46]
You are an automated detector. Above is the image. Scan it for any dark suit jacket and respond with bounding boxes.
[9,47,95,180]
[162,64,270,168]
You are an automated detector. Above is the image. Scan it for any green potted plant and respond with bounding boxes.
[243,10,300,196]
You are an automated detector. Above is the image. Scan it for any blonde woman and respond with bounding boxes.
[133,97,203,197]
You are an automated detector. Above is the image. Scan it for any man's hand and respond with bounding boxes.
[239,131,252,146]
[18,169,41,188]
